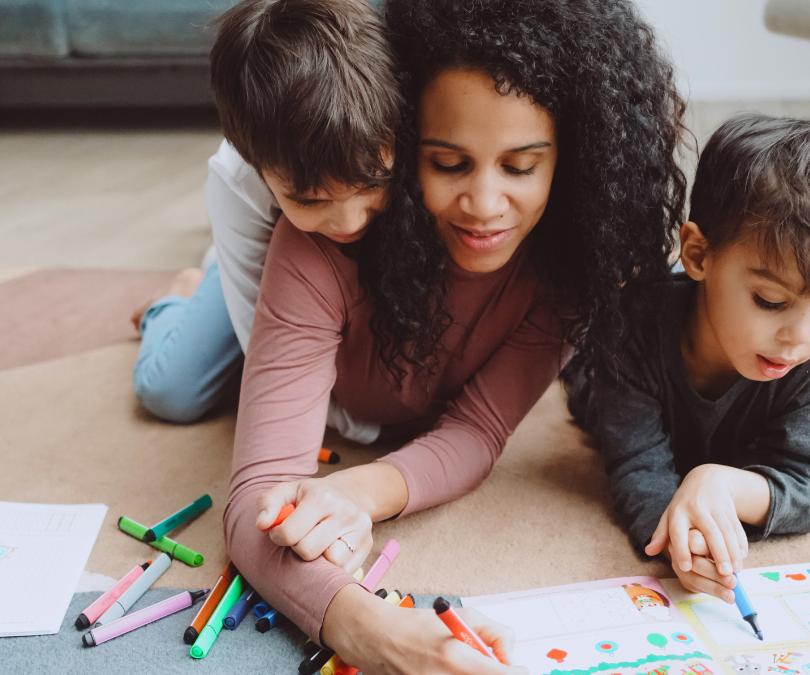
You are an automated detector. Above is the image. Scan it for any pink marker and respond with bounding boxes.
[82,589,209,647]
[75,562,151,630]
[360,539,400,591]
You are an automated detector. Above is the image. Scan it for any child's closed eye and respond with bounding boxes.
[754,294,786,311]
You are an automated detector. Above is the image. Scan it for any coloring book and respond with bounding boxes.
[462,563,810,675]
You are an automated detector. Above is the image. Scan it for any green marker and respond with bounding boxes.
[118,516,204,567]
[143,494,212,542]
[190,574,244,659]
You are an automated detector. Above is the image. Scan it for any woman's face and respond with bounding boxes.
[417,68,557,273]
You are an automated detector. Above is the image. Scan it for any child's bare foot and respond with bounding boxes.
[131,268,206,332]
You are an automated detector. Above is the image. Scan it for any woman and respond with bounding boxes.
[225,0,687,673]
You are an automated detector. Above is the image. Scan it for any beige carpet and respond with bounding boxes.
[2,269,809,597]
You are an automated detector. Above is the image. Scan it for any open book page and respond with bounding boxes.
[0,501,107,637]
[662,563,810,675]
[463,576,716,675]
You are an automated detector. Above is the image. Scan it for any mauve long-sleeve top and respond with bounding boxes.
[224,216,570,642]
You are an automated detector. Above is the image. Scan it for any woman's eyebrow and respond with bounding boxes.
[420,139,551,152]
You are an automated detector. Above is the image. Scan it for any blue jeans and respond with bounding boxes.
[133,261,244,423]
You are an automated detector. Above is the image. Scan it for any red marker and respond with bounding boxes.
[433,596,498,661]
[260,504,295,532]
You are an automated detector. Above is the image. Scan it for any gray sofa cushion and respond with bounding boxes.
[0,0,69,57]
[65,0,238,57]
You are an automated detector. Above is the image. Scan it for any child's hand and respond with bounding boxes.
[645,464,748,600]
[255,477,372,573]
[667,529,738,602]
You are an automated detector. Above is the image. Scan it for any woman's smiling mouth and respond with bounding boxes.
[450,223,511,252]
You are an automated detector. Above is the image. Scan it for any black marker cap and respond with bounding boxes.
[327,452,340,464]
[142,529,157,543]
[298,648,334,675]
[183,627,199,645]
[374,588,388,599]
[82,632,95,647]
[75,613,90,630]
[141,561,151,570]
[190,589,209,604]
[256,617,272,633]
[433,597,451,614]
[303,641,320,657]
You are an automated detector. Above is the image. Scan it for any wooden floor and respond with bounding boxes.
[1,101,809,271]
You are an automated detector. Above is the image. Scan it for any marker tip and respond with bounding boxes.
[757,632,763,641]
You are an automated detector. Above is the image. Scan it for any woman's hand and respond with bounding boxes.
[323,584,529,675]
[256,477,372,573]
[255,462,409,572]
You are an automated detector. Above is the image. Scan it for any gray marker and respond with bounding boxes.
[94,553,171,626]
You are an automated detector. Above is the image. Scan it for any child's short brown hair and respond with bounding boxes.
[689,113,810,284]
[210,0,401,194]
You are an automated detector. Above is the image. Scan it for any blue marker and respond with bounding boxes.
[733,574,763,641]
[223,587,256,629]
[254,600,270,617]
[255,607,281,633]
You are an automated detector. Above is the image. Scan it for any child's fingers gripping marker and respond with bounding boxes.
[260,504,295,532]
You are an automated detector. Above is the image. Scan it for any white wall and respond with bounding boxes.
[636,0,810,100]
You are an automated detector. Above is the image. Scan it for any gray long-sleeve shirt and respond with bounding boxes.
[567,278,810,551]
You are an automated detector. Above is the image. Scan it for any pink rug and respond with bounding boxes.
[0,269,176,370]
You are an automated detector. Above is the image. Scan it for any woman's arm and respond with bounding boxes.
[226,219,525,673]
[378,299,573,516]
[225,217,353,640]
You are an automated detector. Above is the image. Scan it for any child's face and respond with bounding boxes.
[416,68,557,274]
[262,168,390,245]
[684,225,810,382]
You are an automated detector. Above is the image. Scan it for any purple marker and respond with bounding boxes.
[82,589,209,647]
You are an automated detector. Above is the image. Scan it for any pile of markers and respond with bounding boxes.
[76,493,216,647]
[73,479,497,671]
[77,451,502,669]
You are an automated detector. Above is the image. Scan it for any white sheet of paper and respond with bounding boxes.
[0,501,107,637]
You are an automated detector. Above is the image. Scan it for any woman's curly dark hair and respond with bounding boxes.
[349,0,689,382]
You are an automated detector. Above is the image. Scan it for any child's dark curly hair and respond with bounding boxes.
[350,0,688,381]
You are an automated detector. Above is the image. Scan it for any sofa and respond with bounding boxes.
[0,0,381,109]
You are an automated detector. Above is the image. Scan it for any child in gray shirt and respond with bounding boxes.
[567,113,810,604]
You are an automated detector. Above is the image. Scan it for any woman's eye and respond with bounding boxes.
[432,161,467,173]
[503,165,536,176]
[754,294,786,311]
[294,199,324,208]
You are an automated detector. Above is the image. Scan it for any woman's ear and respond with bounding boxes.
[679,221,709,281]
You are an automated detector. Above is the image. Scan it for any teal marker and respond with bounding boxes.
[190,574,244,659]
[143,494,212,542]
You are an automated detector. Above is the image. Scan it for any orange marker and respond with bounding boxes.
[318,448,340,464]
[433,596,498,661]
[260,504,295,532]
[333,592,414,675]
[183,562,237,644]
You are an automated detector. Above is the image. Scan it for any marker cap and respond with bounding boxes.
[190,624,218,659]
[255,609,281,633]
